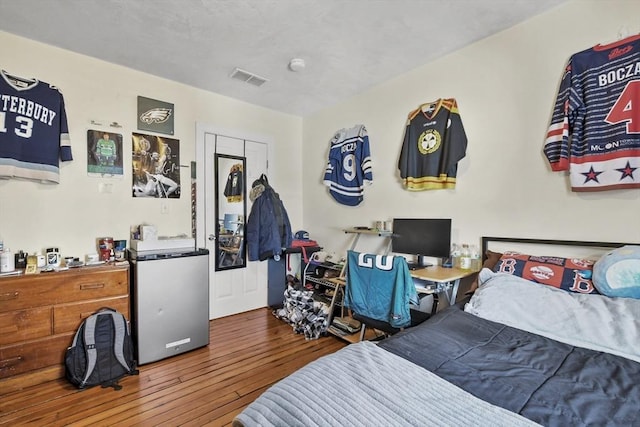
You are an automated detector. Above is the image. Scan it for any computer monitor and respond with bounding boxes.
[391,218,452,269]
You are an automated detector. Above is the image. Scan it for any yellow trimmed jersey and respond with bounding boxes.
[398,98,467,190]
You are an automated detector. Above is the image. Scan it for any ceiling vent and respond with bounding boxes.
[230,67,268,87]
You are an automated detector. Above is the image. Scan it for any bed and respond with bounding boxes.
[233,237,640,427]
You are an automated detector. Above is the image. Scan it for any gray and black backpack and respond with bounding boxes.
[65,307,138,390]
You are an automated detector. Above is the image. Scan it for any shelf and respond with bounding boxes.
[344,227,393,237]
[306,276,346,289]
[307,260,343,270]
[327,316,383,343]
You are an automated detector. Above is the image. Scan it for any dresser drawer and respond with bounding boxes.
[0,308,52,346]
[0,266,129,312]
[0,334,71,379]
[53,296,129,335]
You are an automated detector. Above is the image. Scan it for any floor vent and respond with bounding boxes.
[230,68,268,87]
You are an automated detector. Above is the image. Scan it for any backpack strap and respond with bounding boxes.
[80,315,99,388]
[109,312,135,373]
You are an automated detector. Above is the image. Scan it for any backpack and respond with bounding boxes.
[65,307,139,390]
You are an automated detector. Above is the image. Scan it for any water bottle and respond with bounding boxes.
[450,243,461,268]
[459,244,472,270]
[470,244,481,271]
[0,248,15,272]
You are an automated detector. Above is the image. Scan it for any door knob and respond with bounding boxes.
[208,234,216,241]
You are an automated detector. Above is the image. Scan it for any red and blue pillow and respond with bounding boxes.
[492,251,598,294]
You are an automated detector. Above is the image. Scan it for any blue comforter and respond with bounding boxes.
[379,306,640,427]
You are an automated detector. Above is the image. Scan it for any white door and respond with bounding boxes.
[196,124,270,319]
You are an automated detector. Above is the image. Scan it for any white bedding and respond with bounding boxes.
[465,269,640,363]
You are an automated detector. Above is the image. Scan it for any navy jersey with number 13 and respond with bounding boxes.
[0,69,72,184]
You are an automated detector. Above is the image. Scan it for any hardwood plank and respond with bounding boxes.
[0,308,346,426]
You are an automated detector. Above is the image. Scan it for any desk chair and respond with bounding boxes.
[344,250,430,341]
[219,225,244,266]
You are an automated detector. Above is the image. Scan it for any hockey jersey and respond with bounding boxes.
[224,164,244,202]
[0,70,72,183]
[344,250,418,329]
[323,124,372,206]
[545,34,640,192]
[398,99,467,190]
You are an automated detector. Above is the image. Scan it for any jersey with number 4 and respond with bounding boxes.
[0,70,72,183]
[323,124,372,206]
[544,34,640,191]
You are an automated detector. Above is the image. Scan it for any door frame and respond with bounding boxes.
[195,123,272,249]
[195,123,272,318]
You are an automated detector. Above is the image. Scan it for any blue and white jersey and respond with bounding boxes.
[344,250,418,328]
[323,124,372,206]
[0,70,72,183]
[545,34,640,192]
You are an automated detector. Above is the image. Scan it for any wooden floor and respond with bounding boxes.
[0,308,347,426]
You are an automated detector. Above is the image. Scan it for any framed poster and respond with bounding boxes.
[87,130,124,177]
[132,133,181,198]
[137,96,174,135]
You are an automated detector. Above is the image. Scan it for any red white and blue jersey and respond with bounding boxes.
[323,124,372,206]
[398,98,467,190]
[545,35,640,192]
[0,70,72,183]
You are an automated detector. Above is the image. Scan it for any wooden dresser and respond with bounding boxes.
[0,264,129,394]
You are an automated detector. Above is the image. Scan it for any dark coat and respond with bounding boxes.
[246,175,292,261]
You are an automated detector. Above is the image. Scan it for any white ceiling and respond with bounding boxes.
[0,0,567,117]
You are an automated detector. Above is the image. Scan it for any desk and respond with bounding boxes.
[410,266,477,307]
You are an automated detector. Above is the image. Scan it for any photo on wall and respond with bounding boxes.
[132,133,181,198]
[87,130,124,177]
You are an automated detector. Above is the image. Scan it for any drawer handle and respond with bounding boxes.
[80,283,105,290]
[1,356,23,368]
[0,291,19,301]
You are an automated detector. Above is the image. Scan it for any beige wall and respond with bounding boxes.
[302,0,640,258]
[0,31,302,258]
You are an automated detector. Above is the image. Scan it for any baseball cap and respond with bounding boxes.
[294,230,310,240]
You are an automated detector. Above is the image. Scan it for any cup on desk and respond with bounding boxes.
[374,221,384,231]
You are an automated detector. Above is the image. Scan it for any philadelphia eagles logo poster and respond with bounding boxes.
[137,96,174,135]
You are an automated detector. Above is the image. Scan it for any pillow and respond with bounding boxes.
[593,245,640,299]
[491,251,598,294]
[467,269,640,363]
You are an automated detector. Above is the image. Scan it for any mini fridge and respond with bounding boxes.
[129,247,209,365]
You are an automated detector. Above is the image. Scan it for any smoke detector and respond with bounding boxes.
[288,58,306,72]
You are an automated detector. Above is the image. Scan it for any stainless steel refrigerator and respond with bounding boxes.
[129,248,209,365]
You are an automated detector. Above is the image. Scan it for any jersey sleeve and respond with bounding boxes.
[544,60,576,172]
[58,89,72,162]
[443,101,467,172]
[359,128,373,185]
[397,114,415,179]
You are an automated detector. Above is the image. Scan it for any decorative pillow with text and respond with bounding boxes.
[492,251,598,294]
